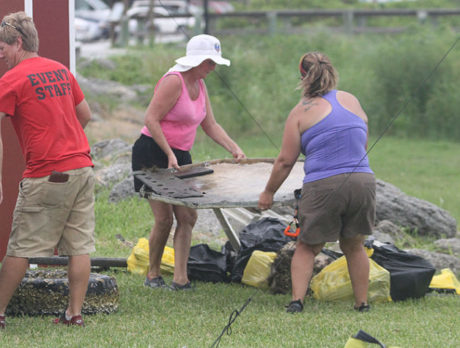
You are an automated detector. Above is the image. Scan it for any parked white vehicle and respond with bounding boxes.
[75,0,111,40]
[75,16,106,41]
[127,4,197,34]
[130,0,202,16]
[75,0,111,21]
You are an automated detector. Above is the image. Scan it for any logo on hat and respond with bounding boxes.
[214,43,220,53]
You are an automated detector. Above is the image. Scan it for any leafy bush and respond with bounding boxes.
[367,25,460,139]
[78,25,460,142]
[425,79,460,140]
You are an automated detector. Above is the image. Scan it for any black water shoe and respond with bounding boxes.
[170,281,193,291]
[354,303,370,312]
[286,300,303,313]
[144,276,168,289]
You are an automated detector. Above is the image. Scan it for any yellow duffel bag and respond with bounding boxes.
[310,249,391,303]
[127,238,175,275]
[242,250,278,289]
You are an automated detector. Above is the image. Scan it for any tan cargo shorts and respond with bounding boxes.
[298,172,376,245]
[7,167,96,257]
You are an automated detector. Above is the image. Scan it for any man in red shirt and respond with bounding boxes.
[0,11,95,328]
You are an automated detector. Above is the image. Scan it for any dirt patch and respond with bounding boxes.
[86,104,144,145]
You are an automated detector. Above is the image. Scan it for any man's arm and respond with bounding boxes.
[0,112,5,204]
[75,99,91,129]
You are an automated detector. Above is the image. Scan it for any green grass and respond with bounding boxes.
[368,137,460,224]
[1,136,459,347]
[1,274,459,347]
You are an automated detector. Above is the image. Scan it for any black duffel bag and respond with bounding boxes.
[187,243,229,283]
[367,240,436,301]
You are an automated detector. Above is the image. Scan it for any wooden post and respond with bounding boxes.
[267,11,277,35]
[343,10,354,35]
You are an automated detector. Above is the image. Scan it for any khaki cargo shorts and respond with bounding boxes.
[298,172,376,245]
[7,167,96,257]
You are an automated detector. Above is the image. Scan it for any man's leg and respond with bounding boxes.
[0,256,29,314]
[66,254,90,317]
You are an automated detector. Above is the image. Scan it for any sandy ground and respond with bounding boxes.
[85,107,143,146]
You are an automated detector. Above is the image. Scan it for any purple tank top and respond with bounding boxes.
[300,90,373,183]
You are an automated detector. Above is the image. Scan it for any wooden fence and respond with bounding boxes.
[204,8,460,35]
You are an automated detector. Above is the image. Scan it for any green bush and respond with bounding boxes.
[78,26,460,142]
[425,79,460,140]
[367,25,459,139]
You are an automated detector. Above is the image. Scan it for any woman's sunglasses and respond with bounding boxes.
[1,20,28,39]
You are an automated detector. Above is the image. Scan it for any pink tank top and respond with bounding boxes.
[141,71,206,151]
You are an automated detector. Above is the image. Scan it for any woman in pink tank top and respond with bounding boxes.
[132,35,245,290]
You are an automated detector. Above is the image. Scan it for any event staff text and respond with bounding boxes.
[27,69,73,100]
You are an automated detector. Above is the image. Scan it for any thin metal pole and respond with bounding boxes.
[204,0,209,34]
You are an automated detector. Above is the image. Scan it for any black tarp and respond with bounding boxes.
[230,217,292,282]
[367,240,436,301]
[187,243,229,283]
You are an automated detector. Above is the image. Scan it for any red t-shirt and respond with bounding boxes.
[0,57,93,178]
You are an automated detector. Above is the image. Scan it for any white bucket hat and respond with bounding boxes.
[169,34,230,72]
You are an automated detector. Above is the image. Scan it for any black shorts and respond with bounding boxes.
[131,134,192,192]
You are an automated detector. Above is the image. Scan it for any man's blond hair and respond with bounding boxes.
[0,11,39,52]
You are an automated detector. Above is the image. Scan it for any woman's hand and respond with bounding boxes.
[258,190,274,211]
[167,153,180,171]
[232,148,246,161]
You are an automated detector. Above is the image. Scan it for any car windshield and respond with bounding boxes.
[76,0,109,11]
[132,0,190,14]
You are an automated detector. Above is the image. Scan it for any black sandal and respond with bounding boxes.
[286,300,303,313]
[170,281,193,291]
[354,303,370,312]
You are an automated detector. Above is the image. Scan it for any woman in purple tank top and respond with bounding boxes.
[258,52,376,313]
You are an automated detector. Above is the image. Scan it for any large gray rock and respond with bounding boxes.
[372,220,409,244]
[91,139,132,161]
[109,176,136,203]
[376,179,457,238]
[434,238,460,256]
[371,231,395,245]
[78,76,138,102]
[406,249,460,275]
[95,162,131,188]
